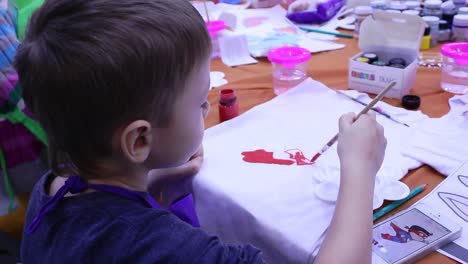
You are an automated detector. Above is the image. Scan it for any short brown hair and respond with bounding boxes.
[15,0,211,176]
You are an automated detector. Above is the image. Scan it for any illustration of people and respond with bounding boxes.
[381,222,433,244]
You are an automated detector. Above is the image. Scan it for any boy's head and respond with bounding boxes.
[15,0,212,178]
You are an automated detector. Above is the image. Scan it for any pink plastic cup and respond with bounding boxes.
[267,46,311,95]
[206,20,226,59]
[440,42,468,94]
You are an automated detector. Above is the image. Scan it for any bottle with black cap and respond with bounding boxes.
[438,20,451,42]
[420,25,431,50]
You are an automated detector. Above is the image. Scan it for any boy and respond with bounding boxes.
[16,0,386,263]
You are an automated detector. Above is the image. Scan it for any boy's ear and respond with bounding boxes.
[120,120,152,163]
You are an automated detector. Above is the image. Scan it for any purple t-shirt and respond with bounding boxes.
[21,172,264,263]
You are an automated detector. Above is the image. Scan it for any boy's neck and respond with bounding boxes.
[88,170,148,192]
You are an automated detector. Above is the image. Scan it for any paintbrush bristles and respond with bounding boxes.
[203,0,210,23]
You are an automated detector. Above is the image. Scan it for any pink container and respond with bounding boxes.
[440,42,468,94]
[267,46,311,95]
[206,20,226,59]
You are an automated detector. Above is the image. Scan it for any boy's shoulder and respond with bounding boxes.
[22,172,265,263]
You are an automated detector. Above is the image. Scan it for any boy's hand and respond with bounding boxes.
[147,147,204,207]
[337,112,387,179]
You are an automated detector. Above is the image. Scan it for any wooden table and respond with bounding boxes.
[206,36,457,263]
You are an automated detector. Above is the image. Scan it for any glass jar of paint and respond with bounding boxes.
[267,46,311,95]
[452,15,468,42]
[206,20,226,59]
[354,6,373,39]
[440,42,468,94]
[423,0,442,18]
[422,16,440,47]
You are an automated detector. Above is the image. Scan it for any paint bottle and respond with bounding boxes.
[422,16,440,47]
[406,1,422,12]
[420,25,431,50]
[423,0,442,18]
[218,89,239,122]
[363,53,379,63]
[354,6,373,39]
[370,0,386,11]
[402,9,420,16]
[438,20,451,42]
[458,7,468,15]
[453,0,466,11]
[452,14,468,41]
[388,1,407,12]
[441,1,456,27]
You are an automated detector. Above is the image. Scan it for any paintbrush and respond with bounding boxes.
[203,0,210,23]
[334,90,410,127]
[310,82,397,163]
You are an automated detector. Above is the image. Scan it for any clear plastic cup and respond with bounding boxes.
[267,46,311,95]
[206,20,226,59]
[440,42,468,94]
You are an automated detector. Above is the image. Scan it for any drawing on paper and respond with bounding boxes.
[243,16,269,27]
[437,175,468,223]
[380,222,433,244]
[241,148,314,166]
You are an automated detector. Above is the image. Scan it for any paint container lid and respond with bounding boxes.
[379,181,411,200]
[355,5,373,15]
[422,16,440,26]
[372,60,387,66]
[363,53,378,63]
[402,94,421,109]
[356,57,370,63]
[267,46,311,68]
[441,42,468,65]
[441,0,456,12]
[453,14,468,27]
[314,181,339,202]
[459,7,468,15]
[385,9,401,13]
[424,0,442,8]
[219,89,237,105]
[389,57,407,66]
[403,10,420,16]
[370,0,386,8]
[373,195,384,210]
[389,1,407,11]
[406,1,421,9]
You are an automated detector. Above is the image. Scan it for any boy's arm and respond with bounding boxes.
[147,147,203,207]
[314,112,386,264]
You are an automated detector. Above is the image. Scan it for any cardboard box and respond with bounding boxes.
[348,12,425,99]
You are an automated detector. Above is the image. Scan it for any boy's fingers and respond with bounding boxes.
[339,112,356,130]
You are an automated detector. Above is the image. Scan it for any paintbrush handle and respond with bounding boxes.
[313,82,396,161]
[356,82,396,117]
